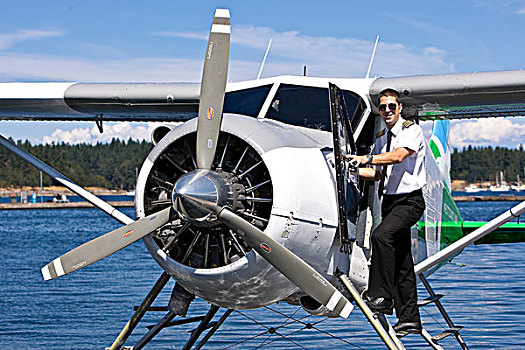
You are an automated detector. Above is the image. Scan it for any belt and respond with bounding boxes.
[382,188,423,199]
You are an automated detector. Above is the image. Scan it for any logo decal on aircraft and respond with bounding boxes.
[260,243,271,253]
[207,106,214,120]
[123,229,134,238]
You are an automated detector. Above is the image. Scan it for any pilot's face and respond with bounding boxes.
[379,95,402,129]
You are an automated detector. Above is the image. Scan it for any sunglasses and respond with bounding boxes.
[378,103,399,112]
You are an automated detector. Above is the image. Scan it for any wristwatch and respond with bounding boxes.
[366,154,374,165]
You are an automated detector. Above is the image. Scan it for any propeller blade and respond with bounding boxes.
[41,207,172,280]
[195,8,230,170]
[218,209,353,318]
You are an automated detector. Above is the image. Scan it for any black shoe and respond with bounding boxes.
[365,297,393,315]
[393,321,422,335]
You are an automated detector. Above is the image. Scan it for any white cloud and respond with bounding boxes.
[230,25,455,78]
[0,25,455,83]
[0,29,66,50]
[473,0,525,15]
[154,30,208,41]
[449,118,525,149]
[0,54,204,82]
[41,122,171,144]
[421,118,525,150]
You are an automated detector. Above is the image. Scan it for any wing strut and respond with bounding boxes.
[109,272,171,350]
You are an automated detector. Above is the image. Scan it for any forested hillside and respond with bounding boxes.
[451,145,525,183]
[1,139,524,189]
[0,138,153,190]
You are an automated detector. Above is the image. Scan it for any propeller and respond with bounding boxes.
[41,207,172,280]
[41,9,231,280]
[196,8,230,170]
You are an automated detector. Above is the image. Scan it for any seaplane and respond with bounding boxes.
[1,8,525,349]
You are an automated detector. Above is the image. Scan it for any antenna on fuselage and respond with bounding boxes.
[365,35,380,79]
[257,38,272,80]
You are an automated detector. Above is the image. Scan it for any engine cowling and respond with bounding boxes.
[135,114,340,309]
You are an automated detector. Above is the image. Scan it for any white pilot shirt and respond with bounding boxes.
[373,117,426,195]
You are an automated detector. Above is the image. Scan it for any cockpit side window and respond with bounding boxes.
[347,92,366,131]
[224,85,272,117]
[265,84,363,132]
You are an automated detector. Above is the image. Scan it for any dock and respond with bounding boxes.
[0,201,134,210]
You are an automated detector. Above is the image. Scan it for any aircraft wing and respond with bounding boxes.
[0,82,200,122]
[370,70,525,120]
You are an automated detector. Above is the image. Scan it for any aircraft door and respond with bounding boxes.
[328,83,360,246]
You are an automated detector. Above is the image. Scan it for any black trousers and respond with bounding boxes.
[368,189,425,322]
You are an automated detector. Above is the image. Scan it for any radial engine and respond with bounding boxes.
[135,114,348,310]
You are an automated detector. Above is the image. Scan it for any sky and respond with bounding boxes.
[1,0,525,149]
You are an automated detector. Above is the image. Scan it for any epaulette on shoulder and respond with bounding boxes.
[403,120,414,128]
[376,129,386,138]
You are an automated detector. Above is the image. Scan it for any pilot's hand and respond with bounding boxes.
[344,154,369,165]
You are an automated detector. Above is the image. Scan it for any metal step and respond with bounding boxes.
[396,327,445,350]
[432,326,464,342]
[417,294,443,307]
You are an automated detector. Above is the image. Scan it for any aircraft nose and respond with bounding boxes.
[172,170,231,226]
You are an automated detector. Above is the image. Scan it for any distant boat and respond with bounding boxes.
[490,184,511,192]
[511,174,525,192]
[490,171,511,192]
[125,190,135,196]
[464,184,485,192]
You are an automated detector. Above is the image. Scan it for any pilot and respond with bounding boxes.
[347,88,426,335]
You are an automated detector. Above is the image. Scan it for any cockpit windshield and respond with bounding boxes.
[266,84,363,132]
[224,85,272,117]
[223,83,366,132]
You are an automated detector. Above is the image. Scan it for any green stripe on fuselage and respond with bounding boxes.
[429,139,442,160]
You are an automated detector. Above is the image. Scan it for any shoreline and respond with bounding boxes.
[0,186,129,198]
[453,195,525,202]
[0,201,134,210]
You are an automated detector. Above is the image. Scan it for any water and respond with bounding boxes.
[0,202,524,349]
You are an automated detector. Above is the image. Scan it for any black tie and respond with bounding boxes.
[377,130,393,199]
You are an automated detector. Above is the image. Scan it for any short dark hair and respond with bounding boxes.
[378,88,401,104]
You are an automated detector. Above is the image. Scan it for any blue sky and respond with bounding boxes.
[1,0,524,148]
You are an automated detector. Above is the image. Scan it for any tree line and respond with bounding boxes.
[0,138,153,190]
[1,139,524,189]
[451,145,525,183]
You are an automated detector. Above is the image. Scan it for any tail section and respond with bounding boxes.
[428,120,451,190]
